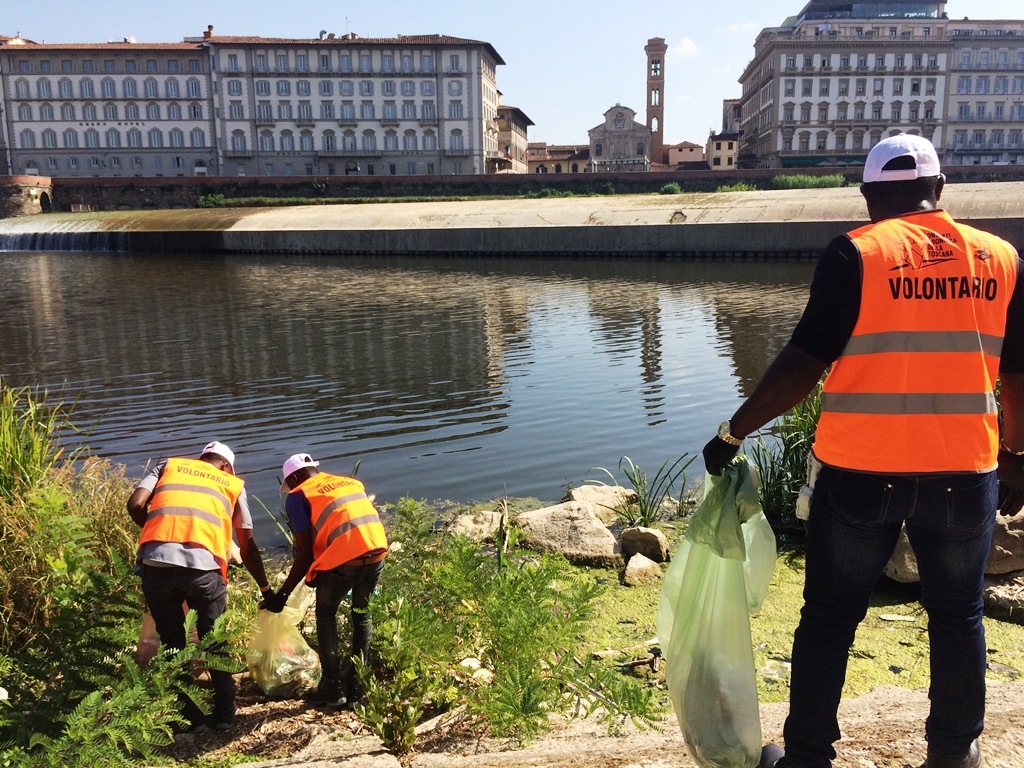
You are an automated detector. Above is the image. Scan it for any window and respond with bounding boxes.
[403,130,418,150]
[910,79,921,95]
[977,103,987,119]
[857,54,867,68]
[148,128,163,147]
[448,101,464,119]
[340,54,352,72]
[229,102,244,119]
[37,79,52,99]
[280,131,295,150]
[320,102,335,119]
[277,54,288,72]
[322,131,337,151]
[401,80,415,97]
[875,55,885,68]
[14,79,29,98]
[402,101,416,119]
[146,103,160,119]
[297,80,311,96]
[166,79,179,98]
[127,129,142,147]
[340,102,355,120]
[228,80,243,96]
[838,79,849,96]
[259,131,274,151]
[996,76,1009,95]
[231,132,247,151]
[256,102,273,120]
[450,54,461,72]
[803,55,813,69]
[17,104,32,120]
[255,54,267,72]
[187,78,201,98]
[873,78,885,95]
[382,102,397,121]
[840,55,850,68]
[837,104,848,120]
[63,128,79,147]
[189,59,200,73]
[401,54,414,72]
[104,103,118,119]
[959,103,971,119]
[384,130,398,150]
[320,80,334,96]
[912,54,922,67]
[41,129,56,148]
[124,78,137,98]
[61,60,73,73]
[422,54,433,72]
[40,104,53,120]
[802,79,812,96]
[125,60,138,73]
[228,54,239,71]
[636,142,645,156]
[819,80,829,97]
[360,80,374,96]
[144,78,158,98]
[85,128,100,148]
[101,78,116,97]
[256,80,270,96]
[977,77,990,95]
[360,102,375,119]
[278,102,292,119]
[382,80,396,97]
[80,79,95,98]
[277,80,291,96]
[59,78,73,98]
[300,132,314,150]
[818,105,828,122]
[423,130,437,150]
[892,106,902,122]
[856,79,866,96]
[361,130,376,150]
[360,54,372,72]
[800,106,811,122]
[926,78,937,96]
[421,80,435,96]
[422,101,436,121]
[190,128,205,147]
[382,54,394,72]
[786,55,796,69]
[298,102,313,121]
[83,103,97,120]
[893,79,904,95]
[783,105,795,121]
[61,104,75,120]
[784,79,795,97]
[39,60,51,73]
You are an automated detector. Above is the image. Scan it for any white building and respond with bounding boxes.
[0,26,506,178]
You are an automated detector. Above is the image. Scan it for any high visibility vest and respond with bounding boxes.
[292,472,388,582]
[814,210,1018,474]
[138,457,242,582]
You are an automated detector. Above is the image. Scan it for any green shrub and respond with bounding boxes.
[358,498,662,752]
[196,193,227,208]
[659,182,682,195]
[0,379,70,504]
[716,181,758,193]
[771,173,847,189]
[590,454,696,527]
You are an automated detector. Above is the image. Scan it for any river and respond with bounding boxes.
[0,251,813,544]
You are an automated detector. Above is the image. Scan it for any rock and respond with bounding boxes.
[515,501,622,566]
[448,511,504,542]
[623,553,662,586]
[885,514,1024,584]
[984,572,1024,624]
[620,526,670,563]
[562,485,634,525]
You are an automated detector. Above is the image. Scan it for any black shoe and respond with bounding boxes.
[922,740,981,768]
[758,744,786,768]
[175,717,209,736]
[212,703,235,731]
[312,680,346,708]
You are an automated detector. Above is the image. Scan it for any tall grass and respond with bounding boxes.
[590,454,696,527]
[0,378,71,503]
[749,382,823,534]
[771,173,847,189]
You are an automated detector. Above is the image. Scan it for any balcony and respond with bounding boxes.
[255,116,275,126]
[444,148,470,157]
[338,115,358,126]
[379,116,400,126]
[419,116,439,125]
[225,149,253,158]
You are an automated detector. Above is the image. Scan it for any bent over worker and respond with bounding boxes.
[127,440,272,732]
[263,453,388,708]
[701,134,1024,768]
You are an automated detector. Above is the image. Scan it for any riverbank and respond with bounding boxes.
[2,183,1024,257]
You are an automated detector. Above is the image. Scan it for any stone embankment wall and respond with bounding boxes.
[0,176,53,217]
[19,164,1024,213]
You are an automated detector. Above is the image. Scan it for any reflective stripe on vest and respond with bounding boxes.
[813,210,1017,474]
[293,472,388,582]
[138,457,241,582]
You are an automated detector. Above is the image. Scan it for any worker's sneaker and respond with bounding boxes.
[312,679,346,708]
[212,703,235,731]
[921,741,981,768]
[758,744,786,768]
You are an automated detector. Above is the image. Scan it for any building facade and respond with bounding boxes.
[645,38,667,165]
[706,132,740,170]
[526,142,589,174]
[0,26,506,177]
[738,1,1024,169]
[588,105,651,172]
[497,104,534,174]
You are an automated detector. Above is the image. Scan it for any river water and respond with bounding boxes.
[0,251,813,544]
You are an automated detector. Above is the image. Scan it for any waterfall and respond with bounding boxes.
[0,230,130,252]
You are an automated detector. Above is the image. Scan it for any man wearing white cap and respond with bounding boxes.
[128,440,272,732]
[701,134,1024,768]
[263,453,388,708]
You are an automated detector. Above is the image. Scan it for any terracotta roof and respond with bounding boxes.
[672,141,703,149]
[6,42,204,51]
[497,105,535,126]
[205,34,505,64]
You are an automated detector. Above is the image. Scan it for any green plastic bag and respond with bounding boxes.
[657,456,777,768]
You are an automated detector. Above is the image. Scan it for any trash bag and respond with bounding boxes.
[657,456,777,768]
[246,584,321,698]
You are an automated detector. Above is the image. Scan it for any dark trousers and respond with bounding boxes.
[141,565,234,724]
[311,559,384,699]
[784,466,996,768]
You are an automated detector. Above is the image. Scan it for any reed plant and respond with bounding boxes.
[771,173,847,189]
[0,378,71,503]
[749,382,823,534]
[590,454,696,527]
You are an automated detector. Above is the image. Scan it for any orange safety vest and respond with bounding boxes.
[138,457,242,582]
[291,472,388,582]
[814,210,1018,474]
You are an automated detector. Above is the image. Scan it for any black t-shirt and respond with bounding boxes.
[789,230,1024,373]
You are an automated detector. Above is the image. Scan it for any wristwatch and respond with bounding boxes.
[717,420,745,447]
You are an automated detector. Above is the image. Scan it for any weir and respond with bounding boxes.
[1,183,1023,257]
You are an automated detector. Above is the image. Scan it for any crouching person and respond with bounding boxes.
[263,453,388,708]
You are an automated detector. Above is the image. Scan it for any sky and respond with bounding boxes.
[4,1,1022,147]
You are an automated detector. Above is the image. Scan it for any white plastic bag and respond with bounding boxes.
[657,456,777,768]
[246,584,321,698]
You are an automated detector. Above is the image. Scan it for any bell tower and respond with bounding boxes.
[645,37,667,165]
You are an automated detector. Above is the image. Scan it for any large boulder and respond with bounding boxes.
[884,514,1024,584]
[448,510,504,542]
[623,553,663,587]
[620,526,670,563]
[515,501,622,566]
[562,485,634,525]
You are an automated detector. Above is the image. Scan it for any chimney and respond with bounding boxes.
[203,24,214,40]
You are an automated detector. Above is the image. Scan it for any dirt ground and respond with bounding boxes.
[169,677,1024,768]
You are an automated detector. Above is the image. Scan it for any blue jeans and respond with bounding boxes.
[310,559,384,699]
[784,465,997,768]
[140,565,234,724]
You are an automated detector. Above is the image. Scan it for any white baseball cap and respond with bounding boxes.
[201,441,235,473]
[280,453,320,490]
[863,134,941,184]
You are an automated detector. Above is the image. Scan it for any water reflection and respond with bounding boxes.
[0,252,813,543]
